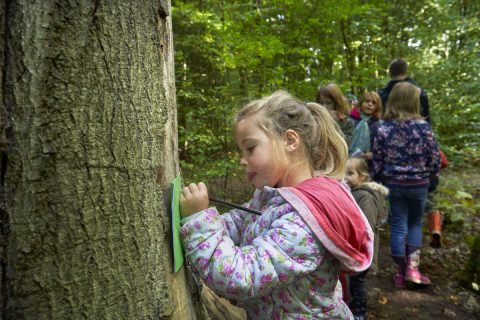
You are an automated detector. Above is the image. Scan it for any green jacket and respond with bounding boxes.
[351,182,389,273]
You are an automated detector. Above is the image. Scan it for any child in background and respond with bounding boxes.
[316,83,356,146]
[180,91,374,319]
[372,82,440,288]
[349,92,383,161]
[426,150,448,248]
[343,157,389,320]
[346,92,358,111]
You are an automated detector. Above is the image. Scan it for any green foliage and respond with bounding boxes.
[457,235,480,293]
[435,169,479,292]
[414,1,480,167]
[172,0,480,187]
[435,171,479,226]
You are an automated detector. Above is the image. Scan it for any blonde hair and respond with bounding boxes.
[347,157,371,182]
[384,82,422,120]
[359,91,383,119]
[316,83,351,119]
[236,90,348,179]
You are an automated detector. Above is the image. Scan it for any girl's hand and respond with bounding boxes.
[180,182,209,218]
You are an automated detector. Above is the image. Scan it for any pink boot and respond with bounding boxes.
[394,266,406,288]
[405,251,431,285]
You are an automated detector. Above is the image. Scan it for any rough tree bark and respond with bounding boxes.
[0,1,199,318]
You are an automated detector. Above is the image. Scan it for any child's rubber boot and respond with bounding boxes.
[405,251,431,285]
[394,266,406,288]
[428,211,442,248]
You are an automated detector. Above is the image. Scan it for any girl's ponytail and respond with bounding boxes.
[306,102,348,179]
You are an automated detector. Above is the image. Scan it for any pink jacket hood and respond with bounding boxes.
[279,176,374,272]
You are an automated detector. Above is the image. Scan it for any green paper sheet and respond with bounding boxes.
[171,175,184,273]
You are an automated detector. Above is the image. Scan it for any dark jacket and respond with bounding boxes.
[338,116,356,147]
[378,77,430,123]
[351,182,389,273]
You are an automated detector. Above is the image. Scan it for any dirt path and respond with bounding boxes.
[367,233,479,319]
[367,168,480,319]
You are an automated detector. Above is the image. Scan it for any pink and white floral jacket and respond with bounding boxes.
[180,177,373,319]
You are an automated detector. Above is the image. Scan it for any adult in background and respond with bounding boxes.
[317,83,356,146]
[378,58,429,122]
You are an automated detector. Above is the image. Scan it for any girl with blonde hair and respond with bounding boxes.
[180,90,373,319]
[342,157,389,319]
[349,91,384,162]
[372,82,440,288]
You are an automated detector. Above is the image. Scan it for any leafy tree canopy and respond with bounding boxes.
[172,0,479,197]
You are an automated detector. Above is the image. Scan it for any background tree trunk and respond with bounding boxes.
[0,1,199,318]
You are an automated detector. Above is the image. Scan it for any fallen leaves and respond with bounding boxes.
[378,296,388,304]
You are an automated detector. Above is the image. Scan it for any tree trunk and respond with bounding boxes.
[0,1,199,318]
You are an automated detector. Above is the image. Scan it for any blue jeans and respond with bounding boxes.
[387,185,429,257]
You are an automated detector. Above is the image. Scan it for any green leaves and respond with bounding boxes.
[436,169,479,227]
[173,0,480,194]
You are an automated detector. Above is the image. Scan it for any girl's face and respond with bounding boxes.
[345,161,366,188]
[318,95,334,110]
[318,95,339,120]
[360,96,377,116]
[235,119,285,189]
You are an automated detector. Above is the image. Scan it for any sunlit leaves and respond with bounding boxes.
[173,0,479,191]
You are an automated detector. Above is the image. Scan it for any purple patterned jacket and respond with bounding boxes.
[372,119,440,186]
[180,183,373,319]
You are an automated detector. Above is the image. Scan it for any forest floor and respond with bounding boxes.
[367,168,480,320]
